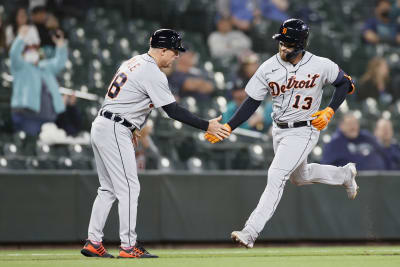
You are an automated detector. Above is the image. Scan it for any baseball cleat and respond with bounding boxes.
[231,230,254,248]
[81,240,114,258]
[344,163,359,200]
[118,242,158,258]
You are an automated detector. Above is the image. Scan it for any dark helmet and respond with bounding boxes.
[150,29,186,52]
[272,18,309,60]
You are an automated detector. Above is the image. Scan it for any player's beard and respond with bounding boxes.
[279,50,288,61]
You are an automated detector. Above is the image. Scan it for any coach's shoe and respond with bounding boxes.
[231,230,255,248]
[118,242,158,258]
[81,240,114,258]
[344,163,359,200]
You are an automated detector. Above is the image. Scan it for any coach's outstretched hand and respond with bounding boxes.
[205,116,231,143]
[205,118,231,144]
[311,107,334,131]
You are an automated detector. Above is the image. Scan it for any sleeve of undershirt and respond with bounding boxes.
[328,70,352,111]
[162,102,209,131]
[227,96,262,130]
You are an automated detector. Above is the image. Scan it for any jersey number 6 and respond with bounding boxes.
[107,72,127,99]
[292,95,313,110]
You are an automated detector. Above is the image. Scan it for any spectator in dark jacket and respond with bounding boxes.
[168,48,214,102]
[55,94,82,136]
[374,118,400,170]
[321,113,391,170]
[362,0,400,45]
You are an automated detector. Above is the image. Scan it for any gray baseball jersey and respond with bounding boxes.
[87,53,176,247]
[234,51,355,245]
[245,51,339,122]
[102,53,175,129]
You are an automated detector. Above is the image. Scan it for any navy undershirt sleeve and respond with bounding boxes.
[162,102,209,131]
[227,96,262,130]
[328,74,352,111]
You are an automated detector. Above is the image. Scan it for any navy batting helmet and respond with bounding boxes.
[273,19,309,60]
[150,29,186,52]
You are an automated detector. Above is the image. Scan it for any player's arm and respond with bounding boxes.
[162,102,230,140]
[9,34,27,71]
[328,70,354,111]
[204,95,263,143]
[312,70,355,131]
[226,96,263,130]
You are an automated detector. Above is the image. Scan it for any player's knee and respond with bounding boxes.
[268,167,289,182]
[97,187,117,201]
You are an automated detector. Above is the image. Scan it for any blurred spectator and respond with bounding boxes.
[207,17,252,59]
[260,0,290,22]
[230,0,258,31]
[321,113,391,170]
[9,25,67,136]
[223,79,272,131]
[30,0,56,50]
[0,13,6,54]
[5,7,28,48]
[358,57,398,104]
[234,51,260,83]
[168,48,214,102]
[216,0,261,31]
[55,94,82,136]
[374,118,400,170]
[362,0,400,45]
[216,0,289,31]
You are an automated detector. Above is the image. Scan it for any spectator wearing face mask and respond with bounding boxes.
[362,0,400,45]
[9,25,67,136]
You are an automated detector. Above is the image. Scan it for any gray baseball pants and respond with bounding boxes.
[87,116,139,247]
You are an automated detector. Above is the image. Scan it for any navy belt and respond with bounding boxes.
[99,109,136,133]
[275,120,312,129]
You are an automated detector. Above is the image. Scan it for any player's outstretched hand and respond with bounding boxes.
[205,116,231,143]
[311,107,334,131]
[204,123,231,144]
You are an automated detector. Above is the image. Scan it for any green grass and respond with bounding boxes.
[1,246,400,267]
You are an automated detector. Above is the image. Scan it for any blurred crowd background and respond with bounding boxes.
[0,0,399,172]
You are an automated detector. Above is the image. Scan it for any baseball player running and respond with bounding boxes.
[205,18,358,248]
[81,29,230,258]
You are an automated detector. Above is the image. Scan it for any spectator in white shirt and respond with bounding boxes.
[208,17,252,59]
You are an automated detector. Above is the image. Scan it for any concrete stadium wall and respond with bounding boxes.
[0,170,399,243]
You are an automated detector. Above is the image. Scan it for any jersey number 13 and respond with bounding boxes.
[292,95,313,110]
